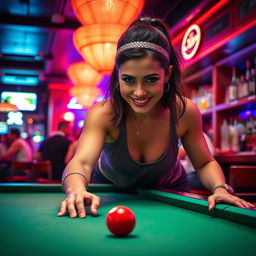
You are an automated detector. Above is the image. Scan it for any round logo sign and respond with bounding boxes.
[181,24,201,60]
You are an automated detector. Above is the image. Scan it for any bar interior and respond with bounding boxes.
[0,0,255,204]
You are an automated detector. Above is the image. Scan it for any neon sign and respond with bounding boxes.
[181,24,201,60]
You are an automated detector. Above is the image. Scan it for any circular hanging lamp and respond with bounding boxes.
[70,86,101,108]
[73,24,127,74]
[72,0,144,25]
[67,62,103,87]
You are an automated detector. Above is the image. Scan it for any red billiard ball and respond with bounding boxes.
[106,206,136,237]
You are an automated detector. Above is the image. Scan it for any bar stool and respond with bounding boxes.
[32,160,53,183]
[228,165,256,196]
[4,161,33,182]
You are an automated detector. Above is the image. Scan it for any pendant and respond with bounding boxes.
[136,130,140,135]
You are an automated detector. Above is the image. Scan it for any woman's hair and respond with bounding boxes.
[104,17,186,126]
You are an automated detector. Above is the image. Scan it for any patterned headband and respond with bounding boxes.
[116,41,170,62]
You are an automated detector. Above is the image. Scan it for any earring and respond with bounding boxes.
[116,83,120,91]
[164,83,170,92]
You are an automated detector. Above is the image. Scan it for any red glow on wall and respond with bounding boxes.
[172,0,231,46]
[181,24,201,60]
[182,19,256,68]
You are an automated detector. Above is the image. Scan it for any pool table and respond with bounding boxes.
[0,184,255,256]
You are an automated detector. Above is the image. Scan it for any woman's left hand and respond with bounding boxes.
[208,188,255,210]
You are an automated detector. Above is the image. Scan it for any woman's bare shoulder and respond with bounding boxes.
[85,100,114,128]
[176,96,199,118]
[176,96,202,137]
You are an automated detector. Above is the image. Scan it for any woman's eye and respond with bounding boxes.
[122,77,135,84]
[145,77,159,83]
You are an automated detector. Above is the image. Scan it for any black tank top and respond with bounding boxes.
[96,113,184,189]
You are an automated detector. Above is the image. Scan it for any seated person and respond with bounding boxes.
[178,132,214,190]
[34,121,71,181]
[0,128,32,162]
[0,128,32,180]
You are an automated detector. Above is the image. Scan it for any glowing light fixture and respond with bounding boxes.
[67,97,84,110]
[70,86,101,108]
[7,112,23,125]
[181,24,201,60]
[0,102,18,112]
[72,0,144,25]
[2,75,39,86]
[78,120,84,128]
[73,24,127,74]
[63,112,75,122]
[67,62,103,87]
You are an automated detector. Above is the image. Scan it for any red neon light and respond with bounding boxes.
[172,0,231,46]
[182,19,256,68]
[181,24,201,60]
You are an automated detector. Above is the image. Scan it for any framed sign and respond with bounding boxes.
[181,24,201,60]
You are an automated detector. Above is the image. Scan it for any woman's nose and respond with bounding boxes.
[133,85,147,97]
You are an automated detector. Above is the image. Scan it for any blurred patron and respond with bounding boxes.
[0,134,10,156]
[0,128,32,162]
[34,121,71,181]
[178,132,215,190]
[0,129,33,180]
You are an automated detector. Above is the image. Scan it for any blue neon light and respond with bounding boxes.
[2,75,39,86]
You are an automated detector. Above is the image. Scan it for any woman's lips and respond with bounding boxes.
[130,97,151,106]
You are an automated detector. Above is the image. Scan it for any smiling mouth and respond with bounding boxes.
[130,97,152,106]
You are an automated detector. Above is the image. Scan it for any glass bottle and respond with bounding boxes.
[250,68,256,96]
[229,67,237,101]
[244,60,251,98]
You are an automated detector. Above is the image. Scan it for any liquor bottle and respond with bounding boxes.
[229,67,237,101]
[239,118,247,151]
[250,68,256,95]
[220,119,230,151]
[246,116,254,151]
[230,118,240,152]
[244,60,251,98]
[237,76,242,99]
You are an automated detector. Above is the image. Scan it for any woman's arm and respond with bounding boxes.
[58,102,112,218]
[64,141,78,165]
[180,99,254,210]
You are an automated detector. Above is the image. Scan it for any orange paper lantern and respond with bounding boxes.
[73,24,127,74]
[70,86,101,108]
[67,62,103,87]
[72,0,144,25]
[0,102,18,112]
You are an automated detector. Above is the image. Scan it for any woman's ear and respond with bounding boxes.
[165,65,173,83]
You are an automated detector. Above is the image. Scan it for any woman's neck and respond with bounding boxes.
[126,102,166,122]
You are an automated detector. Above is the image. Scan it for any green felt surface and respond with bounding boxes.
[0,185,255,256]
[138,189,256,227]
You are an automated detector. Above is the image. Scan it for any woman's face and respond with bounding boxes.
[118,56,172,115]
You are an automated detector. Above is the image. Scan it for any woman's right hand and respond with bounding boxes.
[57,190,101,218]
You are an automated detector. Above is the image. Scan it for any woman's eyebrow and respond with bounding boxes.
[121,73,160,78]
[121,74,134,77]
[144,73,160,78]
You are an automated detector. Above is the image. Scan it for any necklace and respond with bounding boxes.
[130,115,145,136]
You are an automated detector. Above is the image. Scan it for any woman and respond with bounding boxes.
[58,17,253,218]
